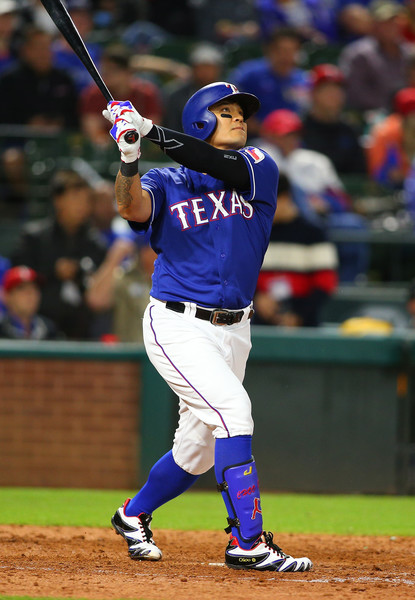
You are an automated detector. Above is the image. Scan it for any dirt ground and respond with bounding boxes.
[0,525,414,600]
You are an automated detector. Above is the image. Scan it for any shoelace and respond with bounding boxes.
[263,531,288,557]
[139,513,154,543]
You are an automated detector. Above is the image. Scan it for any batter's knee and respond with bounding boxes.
[173,442,215,475]
[172,415,216,475]
[214,397,254,438]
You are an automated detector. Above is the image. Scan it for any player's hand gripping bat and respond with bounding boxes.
[39,0,138,144]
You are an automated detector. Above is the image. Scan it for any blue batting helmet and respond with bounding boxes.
[182,82,260,140]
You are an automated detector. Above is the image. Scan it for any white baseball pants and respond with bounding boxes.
[142,297,254,475]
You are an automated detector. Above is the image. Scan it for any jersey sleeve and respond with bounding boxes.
[127,168,166,233]
[238,146,279,208]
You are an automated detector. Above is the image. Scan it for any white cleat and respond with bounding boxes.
[225,531,313,572]
[111,499,162,561]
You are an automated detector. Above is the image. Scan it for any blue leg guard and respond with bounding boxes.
[217,458,263,547]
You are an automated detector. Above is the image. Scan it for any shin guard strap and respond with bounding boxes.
[224,517,239,534]
[217,482,228,492]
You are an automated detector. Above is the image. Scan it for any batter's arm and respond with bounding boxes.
[146,125,251,190]
[102,102,152,223]
[105,101,251,190]
[115,167,152,223]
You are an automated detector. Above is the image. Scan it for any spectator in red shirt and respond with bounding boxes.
[399,0,415,43]
[79,44,163,147]
[254,174,338,327]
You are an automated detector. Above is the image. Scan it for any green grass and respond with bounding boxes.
[1,487,414,536]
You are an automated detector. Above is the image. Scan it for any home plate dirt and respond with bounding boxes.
[0,525,414,599]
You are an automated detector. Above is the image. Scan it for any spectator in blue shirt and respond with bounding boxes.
[255,0,340,44]
[229,27,310,136]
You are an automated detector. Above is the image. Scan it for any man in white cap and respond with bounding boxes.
[162,43,224,131]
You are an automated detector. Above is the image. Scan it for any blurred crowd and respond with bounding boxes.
[2,0,415,339]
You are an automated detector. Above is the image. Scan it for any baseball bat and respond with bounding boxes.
[39,0,138,144]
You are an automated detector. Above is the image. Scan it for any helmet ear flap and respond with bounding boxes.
[182,97,217,140]
[186,118,214,138]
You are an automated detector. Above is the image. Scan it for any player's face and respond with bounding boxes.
[208,101,247,150]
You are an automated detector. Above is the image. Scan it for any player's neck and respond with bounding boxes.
[211,142,244,151]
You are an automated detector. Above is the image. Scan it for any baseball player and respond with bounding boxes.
[103,82,313,572]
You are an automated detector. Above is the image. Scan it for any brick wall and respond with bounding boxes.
[0,358,141,489]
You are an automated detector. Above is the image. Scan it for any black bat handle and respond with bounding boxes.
[124,130,139,144]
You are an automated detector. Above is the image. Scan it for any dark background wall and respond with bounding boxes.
[0,331,413,494]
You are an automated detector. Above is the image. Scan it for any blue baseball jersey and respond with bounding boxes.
[129,146,279,309]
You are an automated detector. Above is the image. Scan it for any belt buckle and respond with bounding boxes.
[210,309,233,326]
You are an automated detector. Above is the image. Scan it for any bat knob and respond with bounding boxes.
[124,130,139,144]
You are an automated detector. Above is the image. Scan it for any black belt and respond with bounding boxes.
[165,301,253,326]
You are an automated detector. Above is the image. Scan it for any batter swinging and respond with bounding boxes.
[104,82,313,572]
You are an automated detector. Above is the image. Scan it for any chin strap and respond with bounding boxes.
[217,457,263,545]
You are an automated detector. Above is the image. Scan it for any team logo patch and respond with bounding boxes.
[226,83,238,93]
[244,147,265,163]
